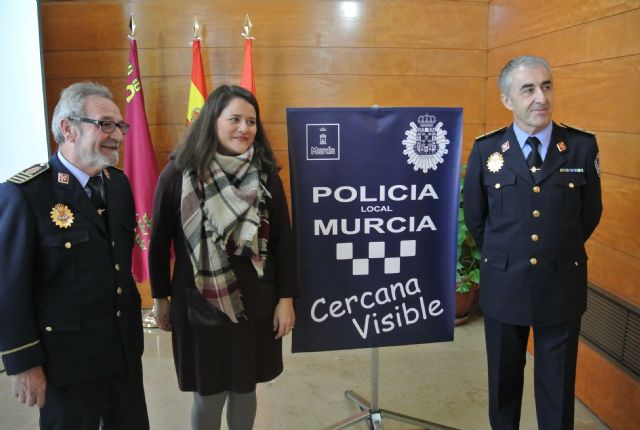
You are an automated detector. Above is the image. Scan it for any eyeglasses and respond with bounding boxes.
[69,116,130,135]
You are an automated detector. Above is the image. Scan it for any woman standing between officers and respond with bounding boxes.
[149,84,297,430]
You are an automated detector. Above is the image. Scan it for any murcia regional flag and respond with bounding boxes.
[124,36,159,283]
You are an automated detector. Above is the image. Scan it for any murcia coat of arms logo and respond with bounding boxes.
[402,114,449,173]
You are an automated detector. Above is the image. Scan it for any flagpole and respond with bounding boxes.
[240,14,256,95]
[124,15,160,329]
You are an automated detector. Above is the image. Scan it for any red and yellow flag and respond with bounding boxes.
[186,38,207,125]
[240,15,256,95]
[124,26,159,283]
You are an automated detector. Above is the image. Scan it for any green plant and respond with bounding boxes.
[456,166,481,294]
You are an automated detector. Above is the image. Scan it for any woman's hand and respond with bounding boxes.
[273,298,295,339]
[154,298,172,331]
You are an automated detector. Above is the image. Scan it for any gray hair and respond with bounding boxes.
[51,82,113,145]
[498,56,552,96]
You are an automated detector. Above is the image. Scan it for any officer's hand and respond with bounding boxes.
[11,365,46,408]
[154,298,172,331]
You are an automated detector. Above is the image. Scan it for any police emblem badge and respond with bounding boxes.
[501,141,510,152]
[486,152,504,173]
[50,204,74,229]
[402,113,449,173]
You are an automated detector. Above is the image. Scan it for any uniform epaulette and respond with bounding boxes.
[6,163,49,184]
[560,123,595,136]
[475,127,507,141]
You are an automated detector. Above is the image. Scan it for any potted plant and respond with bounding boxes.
[456,166,481,325]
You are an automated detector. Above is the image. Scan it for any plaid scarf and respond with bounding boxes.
[181,147,270,323]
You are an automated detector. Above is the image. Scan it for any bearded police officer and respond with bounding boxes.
[463,56,602,430]
[0,82,149,429]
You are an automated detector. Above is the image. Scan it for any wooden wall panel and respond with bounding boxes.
[590,174,640,258]
[586,239,640,308]
[45,47,487,79]
[576,341,640,430]
[487,8,640,76]
[488,0,638,49]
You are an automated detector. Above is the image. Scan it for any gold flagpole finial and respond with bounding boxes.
[193,17,201,40]
[128,14,136,39]
[242,14,254,40]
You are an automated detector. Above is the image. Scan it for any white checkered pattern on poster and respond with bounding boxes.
[336,240,417,275]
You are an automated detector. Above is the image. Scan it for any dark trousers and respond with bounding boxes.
[39,361,149,430]
[484,315,581,430]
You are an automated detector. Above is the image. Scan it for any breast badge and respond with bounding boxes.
[486,152,504,173]
[50,204,74,229]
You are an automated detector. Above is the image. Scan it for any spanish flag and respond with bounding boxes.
[186,38,207,125]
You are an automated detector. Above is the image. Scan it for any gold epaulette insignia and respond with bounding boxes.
[6,163,49,184]
[475,126,507,141]
[560,123,595,135]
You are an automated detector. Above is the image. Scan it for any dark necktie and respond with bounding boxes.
[526,136,543,173]
[87,176,107,216]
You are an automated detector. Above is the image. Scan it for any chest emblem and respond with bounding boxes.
[50,204,74,229]
[486,152,504,173]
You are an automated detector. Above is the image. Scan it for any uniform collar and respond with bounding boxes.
[57,151,102,188]
[513,121,553,159]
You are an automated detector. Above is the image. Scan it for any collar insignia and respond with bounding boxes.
[487,152,504,173]
[50,204,74,229]
[556,141,567,152]
[102,169,111,180]
[57,173,70,184]
[501,141,510,152]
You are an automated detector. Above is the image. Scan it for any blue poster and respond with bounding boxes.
[288,107,463,352]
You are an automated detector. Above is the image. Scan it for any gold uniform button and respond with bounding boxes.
[484,257,488,263]
[116,310,122,317]
[531,234,539,242]
[530,258,538,265]
[45,326,53,332]
[574,261,579,267]
[532,210,540,218]
[495,183,501,189]
[115,263,120,271]
[116,287,123,295]
[64,242,72,249]
[533,186,541,193]
[569,182,575,188]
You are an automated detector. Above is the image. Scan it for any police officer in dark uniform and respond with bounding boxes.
[0,82,149,429]
[463,56,602,430]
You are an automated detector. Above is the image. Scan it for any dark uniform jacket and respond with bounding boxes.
[0,154,144,386]
[463,122,602,326]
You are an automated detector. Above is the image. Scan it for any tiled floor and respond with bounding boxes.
[1,310,609,429]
